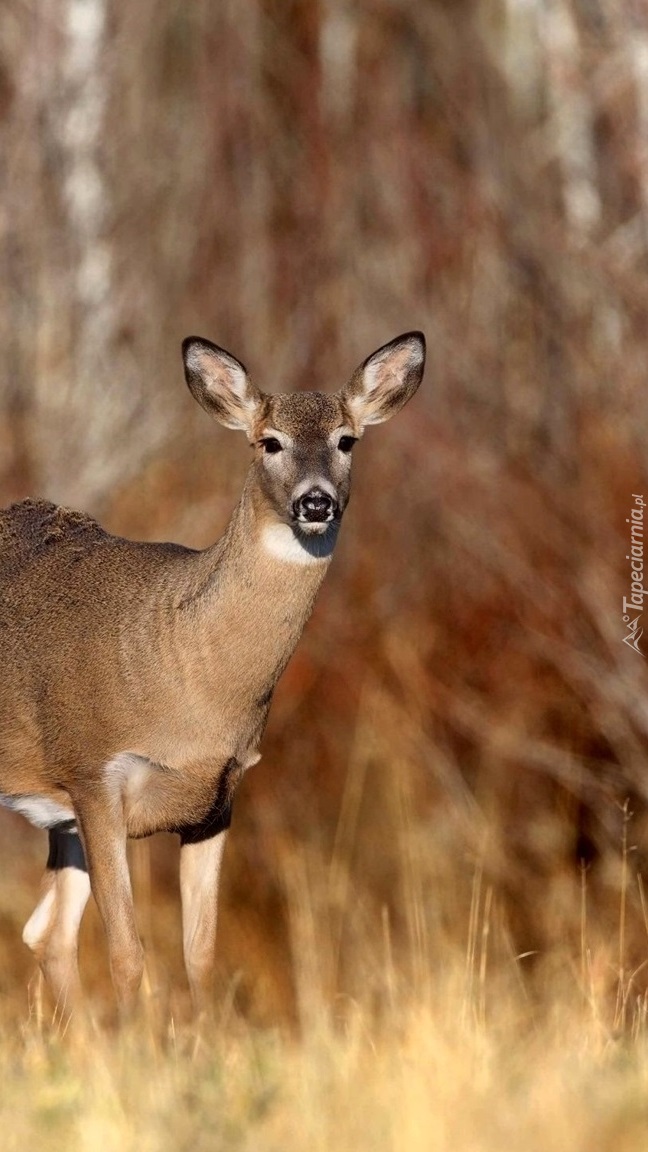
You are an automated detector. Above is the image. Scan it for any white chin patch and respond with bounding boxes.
[297,520,331,536]
[261,522,338,564]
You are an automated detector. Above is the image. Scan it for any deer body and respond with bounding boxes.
[0,491,328,835]
[0,331,425,1018]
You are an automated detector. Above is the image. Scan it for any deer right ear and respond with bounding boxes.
[182,337,263,433]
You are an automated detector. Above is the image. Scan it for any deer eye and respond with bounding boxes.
[337,435,357,453]
[260,437,283,454]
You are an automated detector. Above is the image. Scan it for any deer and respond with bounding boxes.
[0,330,425,1021]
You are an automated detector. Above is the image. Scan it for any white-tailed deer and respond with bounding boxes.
[0,331,425,1019]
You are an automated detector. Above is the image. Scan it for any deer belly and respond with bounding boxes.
[0,792,76,830]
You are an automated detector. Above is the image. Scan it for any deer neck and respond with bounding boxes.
[181,472,338,698]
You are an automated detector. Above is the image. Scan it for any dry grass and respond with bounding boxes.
[4,793,648,1149]
[4,844,648,1152]
[4,1002,646,1152]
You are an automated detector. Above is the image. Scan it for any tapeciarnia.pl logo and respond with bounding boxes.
[623,494,645,656]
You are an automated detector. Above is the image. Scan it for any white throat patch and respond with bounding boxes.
[261,522,337,565]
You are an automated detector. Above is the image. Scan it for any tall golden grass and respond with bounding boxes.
[4,834,648,1151]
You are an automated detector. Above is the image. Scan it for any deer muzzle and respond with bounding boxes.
[293,487,338,524]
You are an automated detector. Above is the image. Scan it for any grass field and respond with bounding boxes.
[1,810,648,1151]
[5,985,648,1152]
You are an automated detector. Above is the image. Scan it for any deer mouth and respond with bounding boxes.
[295,519,333,537]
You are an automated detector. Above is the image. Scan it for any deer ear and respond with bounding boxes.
[182,337,263,432]
[342,332,425,427]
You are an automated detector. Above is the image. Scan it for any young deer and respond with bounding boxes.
[0,331,425,1018]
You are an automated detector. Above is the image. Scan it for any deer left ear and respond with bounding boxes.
[342,332,426,428]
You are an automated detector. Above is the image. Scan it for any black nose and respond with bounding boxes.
[293,488,338,523]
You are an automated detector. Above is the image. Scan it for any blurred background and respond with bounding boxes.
[1,0,648,1025]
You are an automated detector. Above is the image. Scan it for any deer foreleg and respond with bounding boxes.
[179,830,229,1015]
[74,792,144,1017]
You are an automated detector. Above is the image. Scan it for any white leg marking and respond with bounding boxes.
[180,832,228,1010]
[23,868,91,954]
[23,883,57,952]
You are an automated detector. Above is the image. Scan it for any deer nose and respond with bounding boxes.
[293,488,337,523]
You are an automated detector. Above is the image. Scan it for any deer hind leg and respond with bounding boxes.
[22,823,91,1021]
